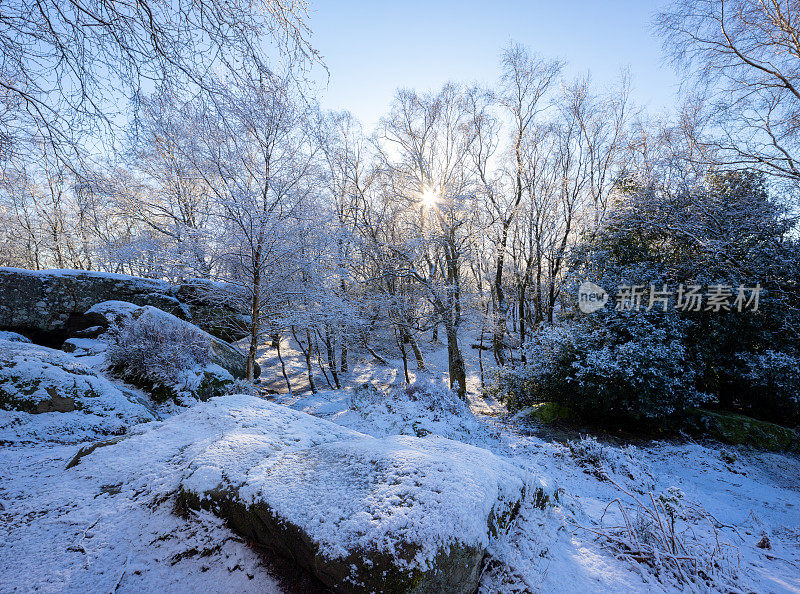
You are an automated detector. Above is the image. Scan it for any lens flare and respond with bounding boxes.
[420,186,440,208]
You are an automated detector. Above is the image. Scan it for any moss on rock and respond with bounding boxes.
[526,402,577,424]
[686,408,800,452]
[177,485,486,594]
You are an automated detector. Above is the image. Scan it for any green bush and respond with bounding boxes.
[513,170,800,426]
[497,311,709,424]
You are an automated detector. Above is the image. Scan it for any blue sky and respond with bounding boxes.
[307,0,678,129]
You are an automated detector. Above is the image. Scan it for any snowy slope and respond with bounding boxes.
[2,333,799,593]
[272,383,800,593]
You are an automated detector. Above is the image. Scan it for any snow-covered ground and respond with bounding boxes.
[271,383,800,593]
[2,328,800,593]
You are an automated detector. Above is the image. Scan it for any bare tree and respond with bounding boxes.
[0,0,317,166]
[482,44,563,364]
[372,84,478,398]
[193,73,314,380]
[657,0,800,183]
[127,91,214,280]
[316,110,379,374]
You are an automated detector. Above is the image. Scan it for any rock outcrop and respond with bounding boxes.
[174,279,250,343]
[0,338,157,443]
[0,267,249,344]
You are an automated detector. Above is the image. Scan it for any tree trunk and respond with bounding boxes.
[478,328,486,389]
[291,326,317,394]
[340,328,348,373]
[396,330,410,384]
[445,322,467,400]
[492,222,512,367]
[275,334,292,395]
[324,327,341,389]
[247,281,260,381]
[519,283,527,363]
[339,279,349,372]
[405,330,426,370]
[313,332,334,389]
[362,331,388,365]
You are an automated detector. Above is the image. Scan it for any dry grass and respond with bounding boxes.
[570,471,741,590]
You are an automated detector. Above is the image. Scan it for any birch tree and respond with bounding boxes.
[194,74,314,380]
[657,0,800,184]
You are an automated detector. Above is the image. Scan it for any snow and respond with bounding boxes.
[0,339,156,444]
[181,399,541,571]
[2,330,799,593]
[276,381,497,445]
[236,435,533,567]
[63,337,108,356]
[0,330,31,343]
[267,382,800,592]
[477,429,800,592]
[0,266,173,287]
[0,395,369,593]
[85,299,144,324]
[0,425,282,592]
[179,395,368,493]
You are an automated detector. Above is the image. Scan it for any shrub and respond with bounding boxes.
[517,170,800,427]
[496,311,710,424]
[225,378,263,397]
[107,315,231,402]
[349,380,491,443]
[734,350,800,422]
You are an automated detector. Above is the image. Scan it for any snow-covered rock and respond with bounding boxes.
[0,267,182,341]
[83,299,144,328]
[0,330,31,343]
[174,278,251,343]
[62,336,108,356]
[176,396,543,593]
[0,339,157,443]
[0,267,247,343]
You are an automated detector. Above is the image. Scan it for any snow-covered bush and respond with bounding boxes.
[224,378,262,397]
[568,435,612,472]
[489,324,574,409]
[349,380,490,443]
[496,311,709,423]
[107,315,231,402]
[567,435,651,486]
[560,171,800,425]
[497,171,800,427]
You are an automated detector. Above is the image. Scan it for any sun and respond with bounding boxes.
[420,185,440,209]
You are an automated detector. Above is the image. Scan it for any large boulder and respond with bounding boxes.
[175,279,251,343]
[176,398,544,593]
[0,267,248,344]
[66,395,550,592]
[0,338,157,443]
